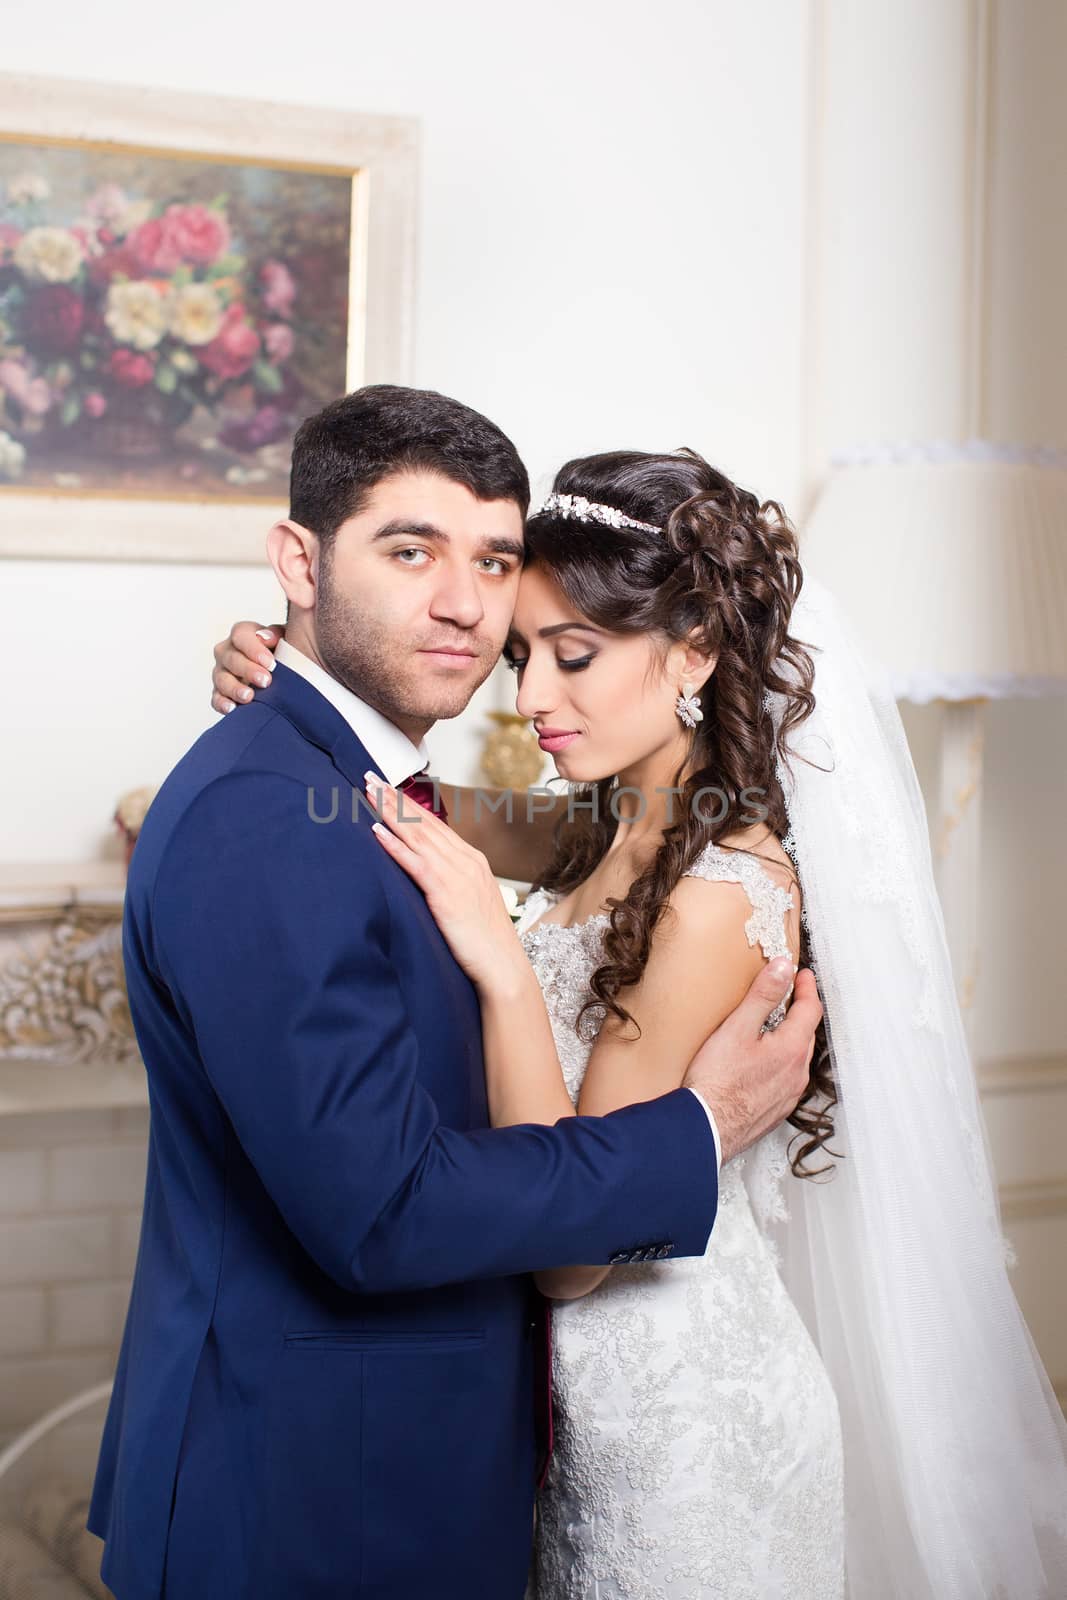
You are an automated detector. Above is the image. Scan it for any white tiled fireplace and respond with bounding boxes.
[0,864,148,1454]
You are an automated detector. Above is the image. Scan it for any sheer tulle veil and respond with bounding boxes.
[750,574,1067,1598]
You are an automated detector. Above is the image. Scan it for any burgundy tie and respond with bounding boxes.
[398,771,449,824]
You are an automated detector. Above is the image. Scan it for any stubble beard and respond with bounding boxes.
[315,553,497,726]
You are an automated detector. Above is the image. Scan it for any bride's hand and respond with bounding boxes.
[364,771,524,995]
[211,620,286,714]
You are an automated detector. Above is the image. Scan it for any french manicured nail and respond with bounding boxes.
[240,687,253,702]
[364,770,386,788]
[255,628,275,641]
[257,656,274,673]
[255,672,271,687]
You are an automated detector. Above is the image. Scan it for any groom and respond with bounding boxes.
[89,385,820,1600]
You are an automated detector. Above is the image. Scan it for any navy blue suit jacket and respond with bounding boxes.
[88,662,717,1599]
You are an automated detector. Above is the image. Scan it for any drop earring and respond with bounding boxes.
[675,682,703,729]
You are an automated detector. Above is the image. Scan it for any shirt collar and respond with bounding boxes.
[274,638,431,787]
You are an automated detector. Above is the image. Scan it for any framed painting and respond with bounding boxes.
[0,73,417,562]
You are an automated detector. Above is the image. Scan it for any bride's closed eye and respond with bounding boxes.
[503,651,596,674]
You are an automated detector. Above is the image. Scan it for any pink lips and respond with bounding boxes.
[537,730,581,753]
[420,648,477,667]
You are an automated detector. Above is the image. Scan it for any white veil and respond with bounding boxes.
[753,574,1067,1598]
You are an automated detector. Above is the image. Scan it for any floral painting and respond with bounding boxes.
[0,139,355,499]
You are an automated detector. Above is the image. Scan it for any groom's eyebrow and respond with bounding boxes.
[372,519,525,560]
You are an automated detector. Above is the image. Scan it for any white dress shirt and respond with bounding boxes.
[275,638,722,1175]
[690,1091,723,1172]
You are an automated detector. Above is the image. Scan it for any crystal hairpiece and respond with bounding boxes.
[533,492,663,535]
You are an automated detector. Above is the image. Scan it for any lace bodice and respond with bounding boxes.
[515,839,844,1599]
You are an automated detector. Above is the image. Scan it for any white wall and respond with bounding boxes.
[1,0,811,860]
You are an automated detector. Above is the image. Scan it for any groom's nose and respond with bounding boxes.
[428,559,486,630]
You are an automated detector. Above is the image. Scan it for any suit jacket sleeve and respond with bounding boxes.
[148,770,717,1293]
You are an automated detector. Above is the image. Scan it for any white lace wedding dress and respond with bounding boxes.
[516,840,845,1600]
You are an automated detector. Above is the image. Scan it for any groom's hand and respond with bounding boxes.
[682,960,822,1166]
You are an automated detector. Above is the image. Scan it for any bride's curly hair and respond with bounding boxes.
[520,448,836,1178]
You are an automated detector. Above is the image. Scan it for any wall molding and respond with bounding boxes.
[999,1177,1067,1225]
[978,1054,1067,1095]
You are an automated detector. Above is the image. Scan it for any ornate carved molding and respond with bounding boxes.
[0,866,137,1069]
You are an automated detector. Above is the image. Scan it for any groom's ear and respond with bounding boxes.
[267,519,319,611]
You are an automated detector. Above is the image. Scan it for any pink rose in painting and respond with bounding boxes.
[0,358,52,416]
[161,204,230,267]
[128,216,181,275]
[23,285,85,354]
[84,391,108,418]
[0,359,29,400]
[200,303,260,380]
[259,260,296,318]
[263,322,294,364]
[128,205,230,274]
[108,348,155,388]
[0,223,22,262]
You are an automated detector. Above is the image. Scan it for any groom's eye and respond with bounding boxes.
[393,547,429,565]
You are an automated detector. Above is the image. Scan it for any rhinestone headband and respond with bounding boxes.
[533,492,663,535]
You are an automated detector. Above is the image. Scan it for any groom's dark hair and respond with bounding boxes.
[289,384,530,543]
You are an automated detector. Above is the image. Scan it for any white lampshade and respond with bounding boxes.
[800,449,1067,702]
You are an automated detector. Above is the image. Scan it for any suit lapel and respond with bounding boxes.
[259,661,376,777]
[264,661,419,797]
[264,660,446,932]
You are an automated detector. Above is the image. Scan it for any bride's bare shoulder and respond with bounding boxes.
[672,824,802,964]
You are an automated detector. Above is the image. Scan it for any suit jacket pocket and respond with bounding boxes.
[283,1329,486,1354]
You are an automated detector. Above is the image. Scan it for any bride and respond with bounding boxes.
[211,446,1067,1597]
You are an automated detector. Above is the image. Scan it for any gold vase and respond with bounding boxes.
[480,711,545,790]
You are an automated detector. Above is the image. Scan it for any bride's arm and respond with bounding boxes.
[534,874,799,1301]
[478,962,575,1130]
[210,620,567,882]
